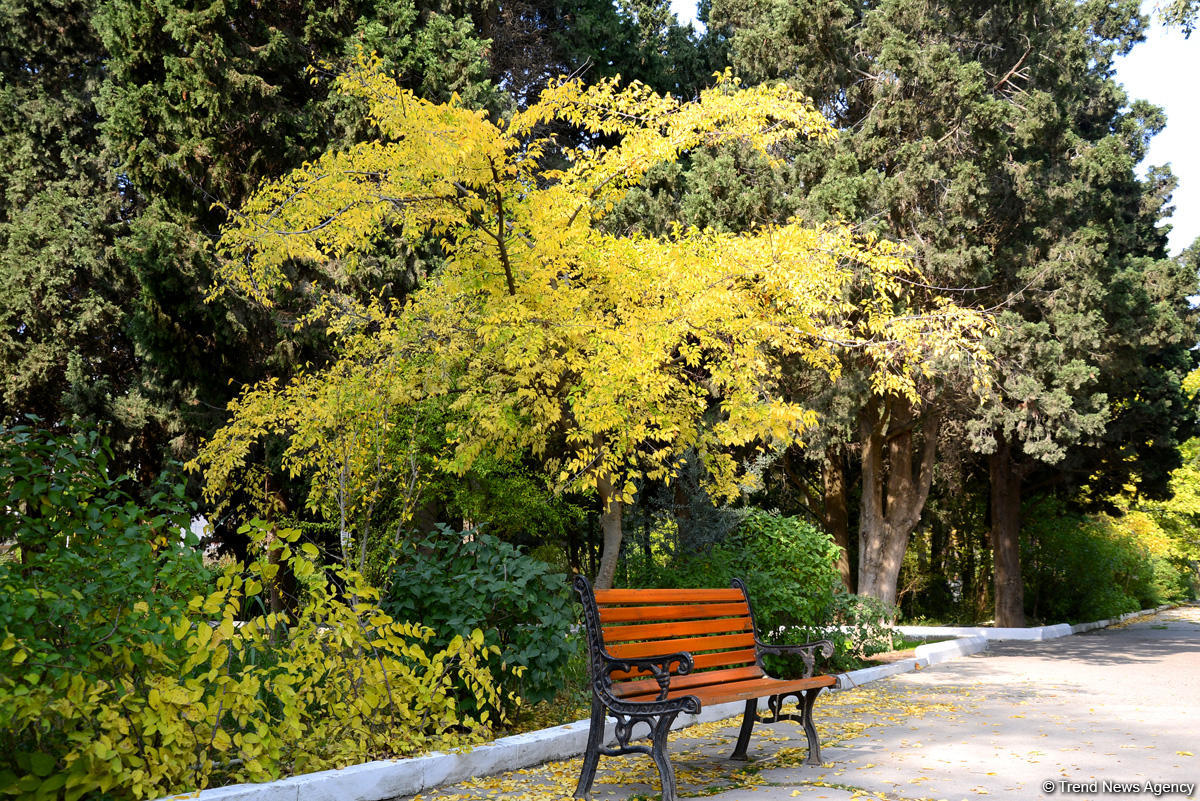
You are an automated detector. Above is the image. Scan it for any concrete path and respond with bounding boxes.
[397,604,1200,801]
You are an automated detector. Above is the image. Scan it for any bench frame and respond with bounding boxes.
[573,575,836,801]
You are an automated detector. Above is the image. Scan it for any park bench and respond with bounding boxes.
[572,575,837,801]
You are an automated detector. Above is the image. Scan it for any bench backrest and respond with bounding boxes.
[583,582,765,698]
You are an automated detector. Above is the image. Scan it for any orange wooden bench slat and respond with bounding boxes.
[594,587,745,604]
[601,615,753,644]
[621,674,837,707]
[677,675,836,706]
[607,647,759,680]
[610,665,765,699]
[598,601,751,624]
[607,631,756,660]
[688,647,760,671]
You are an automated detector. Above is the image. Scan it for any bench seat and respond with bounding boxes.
[614,673,837,705]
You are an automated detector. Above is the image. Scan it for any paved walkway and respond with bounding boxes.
[398,604,1200,801]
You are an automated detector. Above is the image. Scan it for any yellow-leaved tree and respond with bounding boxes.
[196,55,991,588]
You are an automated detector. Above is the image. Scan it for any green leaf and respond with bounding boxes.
[28,753,56,779]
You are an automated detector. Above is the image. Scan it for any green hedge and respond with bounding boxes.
[622,508,904,673]
[0,426,500,800]
[1022,499,1191,623]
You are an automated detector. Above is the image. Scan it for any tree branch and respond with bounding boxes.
[489,162,517,296]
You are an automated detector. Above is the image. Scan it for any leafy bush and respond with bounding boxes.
[625,508,899,674]
[1022,499,1192,623]
[503,628,592,735]
[2,520,501,801]
[0,427,502,799]
[383,525,576,715]
[625,508,843,631]
[1108,510,1194,603]
[0,423,210,682]
[776,590,901,674]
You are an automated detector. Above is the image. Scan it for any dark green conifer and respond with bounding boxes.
[642,0,1197,621]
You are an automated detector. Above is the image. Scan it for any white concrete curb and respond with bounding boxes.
[836,657,925,688]
[1069,604,1173,634]
[914,633,990,665]
[156,700,772,801]
[897,603,1170,642]
[897,622,1073,640]
[158,605,1171,801]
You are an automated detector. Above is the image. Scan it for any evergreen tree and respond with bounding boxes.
[471,0,712,106]
[0,0,149,464]
[666,0,1198,621]
[91,0,496,487]
[1,0,496,493]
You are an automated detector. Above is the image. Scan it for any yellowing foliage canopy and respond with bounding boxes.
[198,56,989,560]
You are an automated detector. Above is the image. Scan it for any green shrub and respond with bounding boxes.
[625,508,899,674]
[2,520,501,801]
[504,628,592,734]
[0,423,209,686]
[772,590,900,674]
[625,508,843,630]
[0,427,502,799]
[383,525,576,714]
[1022,499,1190,623]
[1107,510,1194,603]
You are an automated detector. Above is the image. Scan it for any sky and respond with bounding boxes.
[1116,15,1198,256]
[668,1,1198,256]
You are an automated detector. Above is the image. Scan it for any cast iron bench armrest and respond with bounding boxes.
[754,639,835,679]
[592,652,700,714]
[596,686,702,718]
[597,652,700,700]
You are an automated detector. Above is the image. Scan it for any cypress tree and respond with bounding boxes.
[0,0,146,460]
[660,0,1199,619]
[0,0,495,491]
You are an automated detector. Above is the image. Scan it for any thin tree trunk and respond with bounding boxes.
[930,521,946,581]
[641,514,652,562]
[857,397,940,607]
[990,438,1025,627]
[823,445,854,592]
[858,397,887,599]
[595,472,624,590]
[962,525,977,616]
[268,524,289,645]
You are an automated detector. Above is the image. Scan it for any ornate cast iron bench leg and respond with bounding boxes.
[801,687,824,765]
[574,696,606,799]
[731,699,757,760]
[575,706,686,801]
[648,711,683,801]
[732,689,827,765]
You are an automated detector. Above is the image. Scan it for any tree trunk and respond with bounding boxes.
[990,438,1026,627]
[822,445,854,592]
[930,521,946,580]
[857,396,940,607]
[857,397,887,599]
[594,472,624,590]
